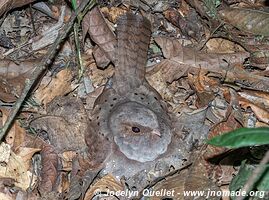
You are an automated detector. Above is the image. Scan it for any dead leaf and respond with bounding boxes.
[206,38,245,53]
[34,69,73,106]
[151,169,188,200]
[239,98,269,124]
[1,108,26,151]
[83,6,117,68]
[184,152,221,200]
[39,144,58,194]
[101,7,127,23]
[0,142,11,168]
[0,0,36,17]
[0,178,17,199]
[153,37,269,93]
[2,151,37,191]
[23,134,58,194]
[88,63,114,88]
[16,147,41,169]
[84,174,124,200]
[164,7,204,40]
[60,151,78,171]
[0,59,36,78]
[31,96,89,154]
[188,71,218,108]
[219,8,269,36]
[0,192,13,200]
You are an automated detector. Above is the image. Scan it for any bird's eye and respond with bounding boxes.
[132,126,140,133]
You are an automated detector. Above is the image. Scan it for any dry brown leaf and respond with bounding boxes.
[0,75,27,103]
[153,37,249,86]
[153,37,269,92]
[154,37,249,71]
[0,0,36,17]
[239,98,269,124]
[0,192,13,200]
[34,69,73,106]
[146,64,175,101]
[1,108,26,151]
[88,63,114,88]
[31,96,89,154]
[3,151,37,191]
[0,142,11,165]
[185,108,243,192]
[206,112,242,159]
[188,71,218,108]
[84,174,124,200]
[16,147,40,169]
[22,134,58,194]
[0,59,36,78]
[39,144,58,194]
[206,38,245,53]
[60,151,78,171]
[83,6,117,68]
[0,59,39,102]
[101,6,128,23]
[184,153,221,200]
[238,90,269,109]
[219,8,269,36]
[164,7,204,40]
[150,169,188,200]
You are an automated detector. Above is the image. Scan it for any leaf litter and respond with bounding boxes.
[0,0,269,199]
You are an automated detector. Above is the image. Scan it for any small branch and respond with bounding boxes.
[0,0,96,141]
[236,150,269,200]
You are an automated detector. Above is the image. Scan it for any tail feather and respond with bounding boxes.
[114,13,151,93]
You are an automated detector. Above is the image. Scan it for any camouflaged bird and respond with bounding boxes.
[86,12,185,190]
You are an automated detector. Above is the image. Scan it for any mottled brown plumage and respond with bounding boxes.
[86,13,184,189]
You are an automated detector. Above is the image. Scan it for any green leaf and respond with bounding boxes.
[71,0,77,10]
[207,127,269,148]
[230,160,269,200]
[257,167,269,191]
[230,160,251,200]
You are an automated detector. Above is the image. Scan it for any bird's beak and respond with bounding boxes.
[152,130,161,137]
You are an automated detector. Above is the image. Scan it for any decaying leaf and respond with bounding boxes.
[34,69,73,106]
[0,59,37,102]
[149,170,188,200]
[0,59,36,78]
[153,37,269,93]
[60,151,78,171]
[31,96,89,154]
[0,75,28,103]
[39,144,58,194]
[21,134,58,195]
[101,6,127,23]
[239,98,269,124]
[0,112,40,191]
[249,50,269,69]
[188,71,218,108]
[83,6,117,68]
[219,8,269,36]
[153,36,249,84]
[0,0,36,17]
[206,38,245,53]
[1,150,38,191]
[84,174,124,199]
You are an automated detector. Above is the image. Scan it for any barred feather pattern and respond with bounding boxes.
[114,13,151,93]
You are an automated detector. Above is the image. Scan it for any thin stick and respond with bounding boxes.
[236,150,269,200]
[0,0,96,141]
